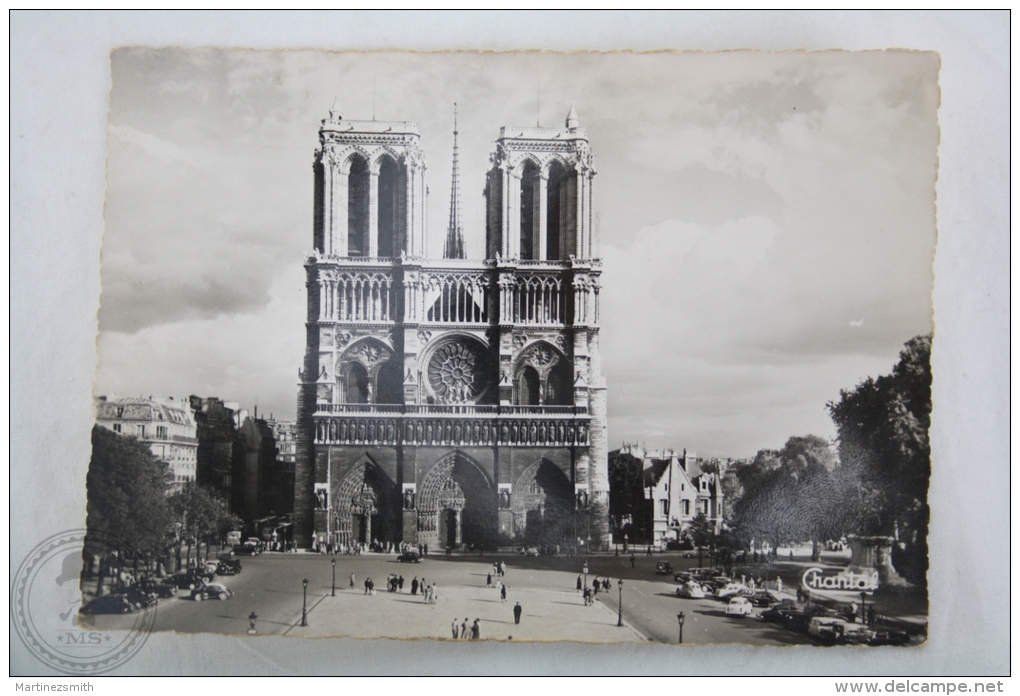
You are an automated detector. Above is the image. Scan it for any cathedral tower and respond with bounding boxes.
[295,104,608,552]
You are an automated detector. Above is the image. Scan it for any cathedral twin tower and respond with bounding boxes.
[295,102,609,552]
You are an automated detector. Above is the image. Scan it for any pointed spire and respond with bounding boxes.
[329,96,343,120]
[444,103,466,260]
[565,104,580,129]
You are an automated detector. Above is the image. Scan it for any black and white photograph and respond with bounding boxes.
[82,47,938,647]
[11,12,1009,678]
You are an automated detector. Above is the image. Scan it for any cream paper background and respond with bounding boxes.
[10,11,1009,675]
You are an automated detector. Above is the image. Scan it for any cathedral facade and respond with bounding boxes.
[293,102,608,551]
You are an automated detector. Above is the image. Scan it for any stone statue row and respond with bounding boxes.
[314,417,590,447]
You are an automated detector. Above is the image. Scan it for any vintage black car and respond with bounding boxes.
[654,561,673,575]
[397,551,421,563]
[216,559,243,575]
[80,595,135,615]
[170,573,210,590]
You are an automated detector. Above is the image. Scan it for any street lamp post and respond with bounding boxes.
[677,612,685,644]
[583,563,589,595]
[617,579,624,627]
[331,558,336,597]
[301,578,309,627]
[860,591,867,625]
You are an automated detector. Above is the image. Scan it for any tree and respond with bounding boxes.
[828,334,932,586]
[608,450,646,542]
[729,436,839,558]
[168,482,238,567]
[86,426,171,591]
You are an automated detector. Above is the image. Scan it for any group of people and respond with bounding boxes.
[347,572,437,602]
[311,540,429,556]
[578,576,612,606]
[452,617,481,640]
[411,575,439,603]
[490,561,507,577]
[484,573,509,602]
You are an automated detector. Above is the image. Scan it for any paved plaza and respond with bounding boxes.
[83,550,924,646]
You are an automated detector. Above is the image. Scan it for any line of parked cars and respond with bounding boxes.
[670,568,911,645]
[81,553,242,615]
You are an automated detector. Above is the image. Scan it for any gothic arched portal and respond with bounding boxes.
[417,453,496,551]
[511,459,574,547]
[332,457,399,548]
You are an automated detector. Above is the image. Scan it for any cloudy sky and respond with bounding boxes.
[96,49,938,458]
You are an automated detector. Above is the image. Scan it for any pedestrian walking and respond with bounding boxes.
[411,576,419,595]
[500,584,507,603]
[364,578,371,595]
[350,573,355,590]
[513,602,522,625]
[576,575,583,592]
[583,587,591,606]
[460,618,469,639]
[487,572,492,587]
[630,554,635,568]
[398,575,405,592]
[452,618,459,639]
[471,619,480,640]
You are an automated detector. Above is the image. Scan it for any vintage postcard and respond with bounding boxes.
[18,47,943,672]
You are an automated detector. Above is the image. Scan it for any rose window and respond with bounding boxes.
[427,341,490,403]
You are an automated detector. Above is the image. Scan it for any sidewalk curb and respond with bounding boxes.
[593,598,651,642]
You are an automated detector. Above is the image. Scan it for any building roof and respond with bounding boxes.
[95,395,196,427]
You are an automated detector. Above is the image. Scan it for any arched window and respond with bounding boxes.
[347,155,369,256]
[545,359,573,406]
[520,160,539,260]
[376,360,403,405]
[546,161,565,260]
[345,363,369,404]
[517,366,540,406]
[377,157,404,257]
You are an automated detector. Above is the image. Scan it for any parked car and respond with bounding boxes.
[868,629,912,646]
[191,583,233,601]
[676,582,706,599]
[758,604,800,625]
[716,583,749,600]
[81,595,135,615]
[234,544,260,556]
[725,596,754,617]
[170,573,208,591]
[655,561,673,575]
[138,577,177,598]
[397,551,421,563]
[216,559,243,575]
[120,587,159,609]
[745,589,780,607]
[808,616,875,644]
[201,560,220,575]
[519,547,541,557]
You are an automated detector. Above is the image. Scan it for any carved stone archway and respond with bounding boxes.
[332,457,398,548]
[336,338,399,405]
[511,459,574,545]
[417,453,496,550]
